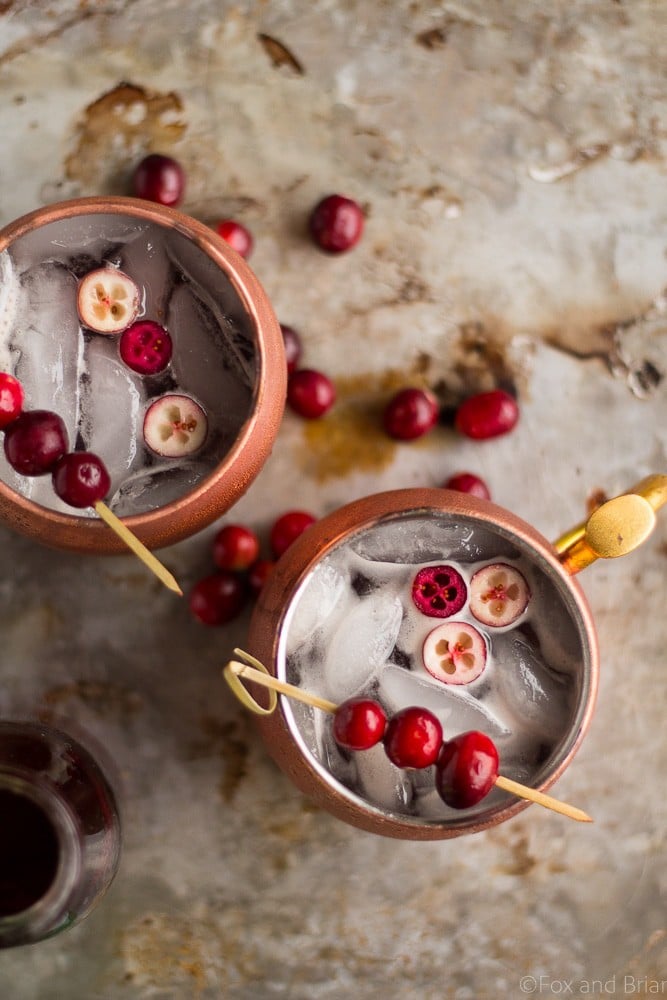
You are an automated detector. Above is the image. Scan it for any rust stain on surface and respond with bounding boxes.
[257,33,304,74]
[40,680,143,716]
[187,715,250,803]
[65,82,186,190]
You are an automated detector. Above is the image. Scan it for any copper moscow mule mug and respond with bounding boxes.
[241,477,666,840]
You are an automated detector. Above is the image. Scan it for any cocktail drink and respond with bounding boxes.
[246,488,616,839]
[0,197,285,552]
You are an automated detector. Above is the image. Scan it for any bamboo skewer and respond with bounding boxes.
[94,501,183,596]
[224,651,592,824]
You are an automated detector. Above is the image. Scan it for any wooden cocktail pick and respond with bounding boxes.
[93,501,182,595]
[223,649,592,824]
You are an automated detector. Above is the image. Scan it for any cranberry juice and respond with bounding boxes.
[0,789,60,917]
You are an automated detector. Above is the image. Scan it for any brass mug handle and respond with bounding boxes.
[554,475,667,575]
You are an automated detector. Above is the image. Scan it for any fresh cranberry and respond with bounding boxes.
[333,698,387,751]
[435,730,499,809]
[119,321,173,376]
[132,154,185,207]
[270,510,316,558]
[4,410,68,476]
[383,706,443,769]
[0,373,24,429]
[383,388,439,441]
[280,324,303,374]
[443,472,491,500]
[309,194,364,253]
[247,558,275,595]
[411,564,467,618]
[216,220,253,259]
[287,369,336,419]
[189,572,247,626]
[455,389,519,440]
[212,524,260,572]
[52,452,111,508]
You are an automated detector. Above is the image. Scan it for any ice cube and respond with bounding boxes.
[352,743,412,812]
[78,334,146,496]
[109,458,210,515]
[0,251,20,371]
[12,262,82,434]
[322,592,403,703]
[287,560,350,651]
[349,513,519,565]
[378,663,511,738]
[490,631,572,740]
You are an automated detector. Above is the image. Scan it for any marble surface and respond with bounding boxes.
[0,2,666,997]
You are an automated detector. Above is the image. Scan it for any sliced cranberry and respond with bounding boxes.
[309,194,364,253]
[443,472,491,500]
[132,154,185,207]
[455,389,519,440]
[469,563,530,627]
[333,698,387,751]
[52,452,111,508]
[422,622,487,685]
[4,410,68,476]
[216,220,253,259]
[280,325,303,374]
[411,564,467,618]
[247,558,276,595]
[119,321,173,376]
[287,369,336,419]
[212,524,260,572]
[383,706,443,769]
[383,387,439,441]
[435,730,499,809]
[189,572,247,626]
[269,510,316,558]
[0,373,24,429]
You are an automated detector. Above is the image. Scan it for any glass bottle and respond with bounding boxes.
[0,719,121,948]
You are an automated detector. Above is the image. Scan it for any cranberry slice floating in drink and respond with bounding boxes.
[435,730,499,809]
[333,698,387,751]
[119,320,173,376]
[383,706,443,769]
[411,564,467,618]
[143,394,208,458]
[469,562,530,627]
[422,621,487,685]
[77,267,140,335]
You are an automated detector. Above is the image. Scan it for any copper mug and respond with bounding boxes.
[0,197,285,553]
[242,477,666,840]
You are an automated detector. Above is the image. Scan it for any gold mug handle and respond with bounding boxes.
[554,475,667,575]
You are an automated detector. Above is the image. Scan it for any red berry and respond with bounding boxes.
[455,389,519,440]
[280,324,303,374]
[52,452,111,508]
[216,219,253,259]
[383,387,439,441]
[212,524,260,572]
[422,622,487,685]
[132,154,185,207]
[469,563,530,628]
[411,564,467,619]
[247,558,275,595]
[383,706,443,769]
[443,472,491,500]
[119,321,173,376]
[309,194,364,253]
[189,572,247,626]
[435,730,499,809]
[0,373,24,429]
[333,698,387,751]
[269,510,316,558]
[4,410,68,476]
[287,369,335,419]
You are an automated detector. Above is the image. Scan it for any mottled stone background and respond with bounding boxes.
[0,2,666,997]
